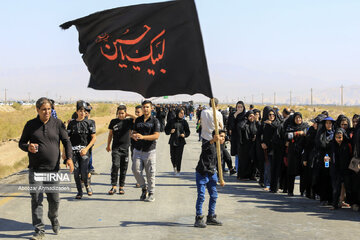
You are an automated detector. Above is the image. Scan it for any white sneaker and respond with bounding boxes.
[176,172,180,176]
[173,167,177,174]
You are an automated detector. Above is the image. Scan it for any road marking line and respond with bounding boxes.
[93,139,107,150]
[0,192,22,207]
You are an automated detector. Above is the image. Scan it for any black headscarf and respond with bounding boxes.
[316,117,335,148]
[175,108,184,120]
[235,101,246,121]
[335,114,350,130]
[334,127,349,141]
[287,112,308,132]
[252,109,261,121]
[245,110,257,137]
[262,106,279,124]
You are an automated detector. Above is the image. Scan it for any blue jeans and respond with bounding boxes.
[264,155,272,188]
[88,152,94,171]
[195,172,218,216]
[235,155,239,172]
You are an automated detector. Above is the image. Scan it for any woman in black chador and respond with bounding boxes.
[227,101,246,176]
[314,116,335,205]
[285,112,308,196]
[258,106,281,191]
[329,128,353,209]
[302,114,326,199]
[165,108,190,175]
[237,110,257,179]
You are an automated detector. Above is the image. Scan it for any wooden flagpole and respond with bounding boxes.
[211,98,225,186]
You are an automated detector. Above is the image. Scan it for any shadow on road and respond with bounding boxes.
[120,220,192,228]
[216,177,360,222]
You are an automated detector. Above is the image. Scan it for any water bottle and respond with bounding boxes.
[324,154,329,168]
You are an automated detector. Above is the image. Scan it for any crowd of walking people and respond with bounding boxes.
[19,97,360,238]
[214,101,360,212]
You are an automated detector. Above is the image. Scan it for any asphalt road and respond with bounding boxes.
[1,120,360,240]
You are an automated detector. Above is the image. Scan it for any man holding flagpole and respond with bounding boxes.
[60,0,225,223]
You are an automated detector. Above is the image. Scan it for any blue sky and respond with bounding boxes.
[0,0,359,104]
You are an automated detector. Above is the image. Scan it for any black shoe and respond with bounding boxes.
[269,190,277,193]
[51,218,60,235]
[206,214,222,226]
[287,192,294,197]
[194,215,206,228]
[140,188,147,201]
[31,231,45,240]
[75,193,83,199]
[229,168,237,175]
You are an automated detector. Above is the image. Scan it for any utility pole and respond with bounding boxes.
[290,90,292,106]
[4,88,7,105]
[261,93,264,105]
[340,85,344,106]
[28,92,31,103]
[311,88,313,106]
[274,92,276,105]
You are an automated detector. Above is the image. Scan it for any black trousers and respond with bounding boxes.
[170,145,185,172]
[287,174,296,194]
[111,149,129,187]
[221,145,234,170]
[303,166,314,198]
[317,167,332,202]
[29,170,59,233]
[255,143,265,184]
[331,170,354,207]
[270,154,282,192]
[73,151,90,194]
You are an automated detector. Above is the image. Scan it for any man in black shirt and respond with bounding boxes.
[132,100,160,202]
[67,101,96,199]
[19,97,74,240]
[106,105,135,195]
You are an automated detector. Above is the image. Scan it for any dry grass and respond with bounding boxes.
[0,156,28,179]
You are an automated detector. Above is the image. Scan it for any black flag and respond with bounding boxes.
[60,0,213,98]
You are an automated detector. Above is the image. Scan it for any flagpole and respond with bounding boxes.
[211,98,225,187]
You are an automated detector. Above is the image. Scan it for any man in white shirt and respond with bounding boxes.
[200,98,223,142]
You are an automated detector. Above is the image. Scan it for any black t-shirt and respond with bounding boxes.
[108,118,133,151]
[196,141,217,175]
[67,119,96,147]
[133,115,160,152]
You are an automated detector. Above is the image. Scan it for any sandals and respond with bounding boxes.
[75,193,82,199]
[86,186,93,196]
[118,188,125,195]
[108,187,117,195]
